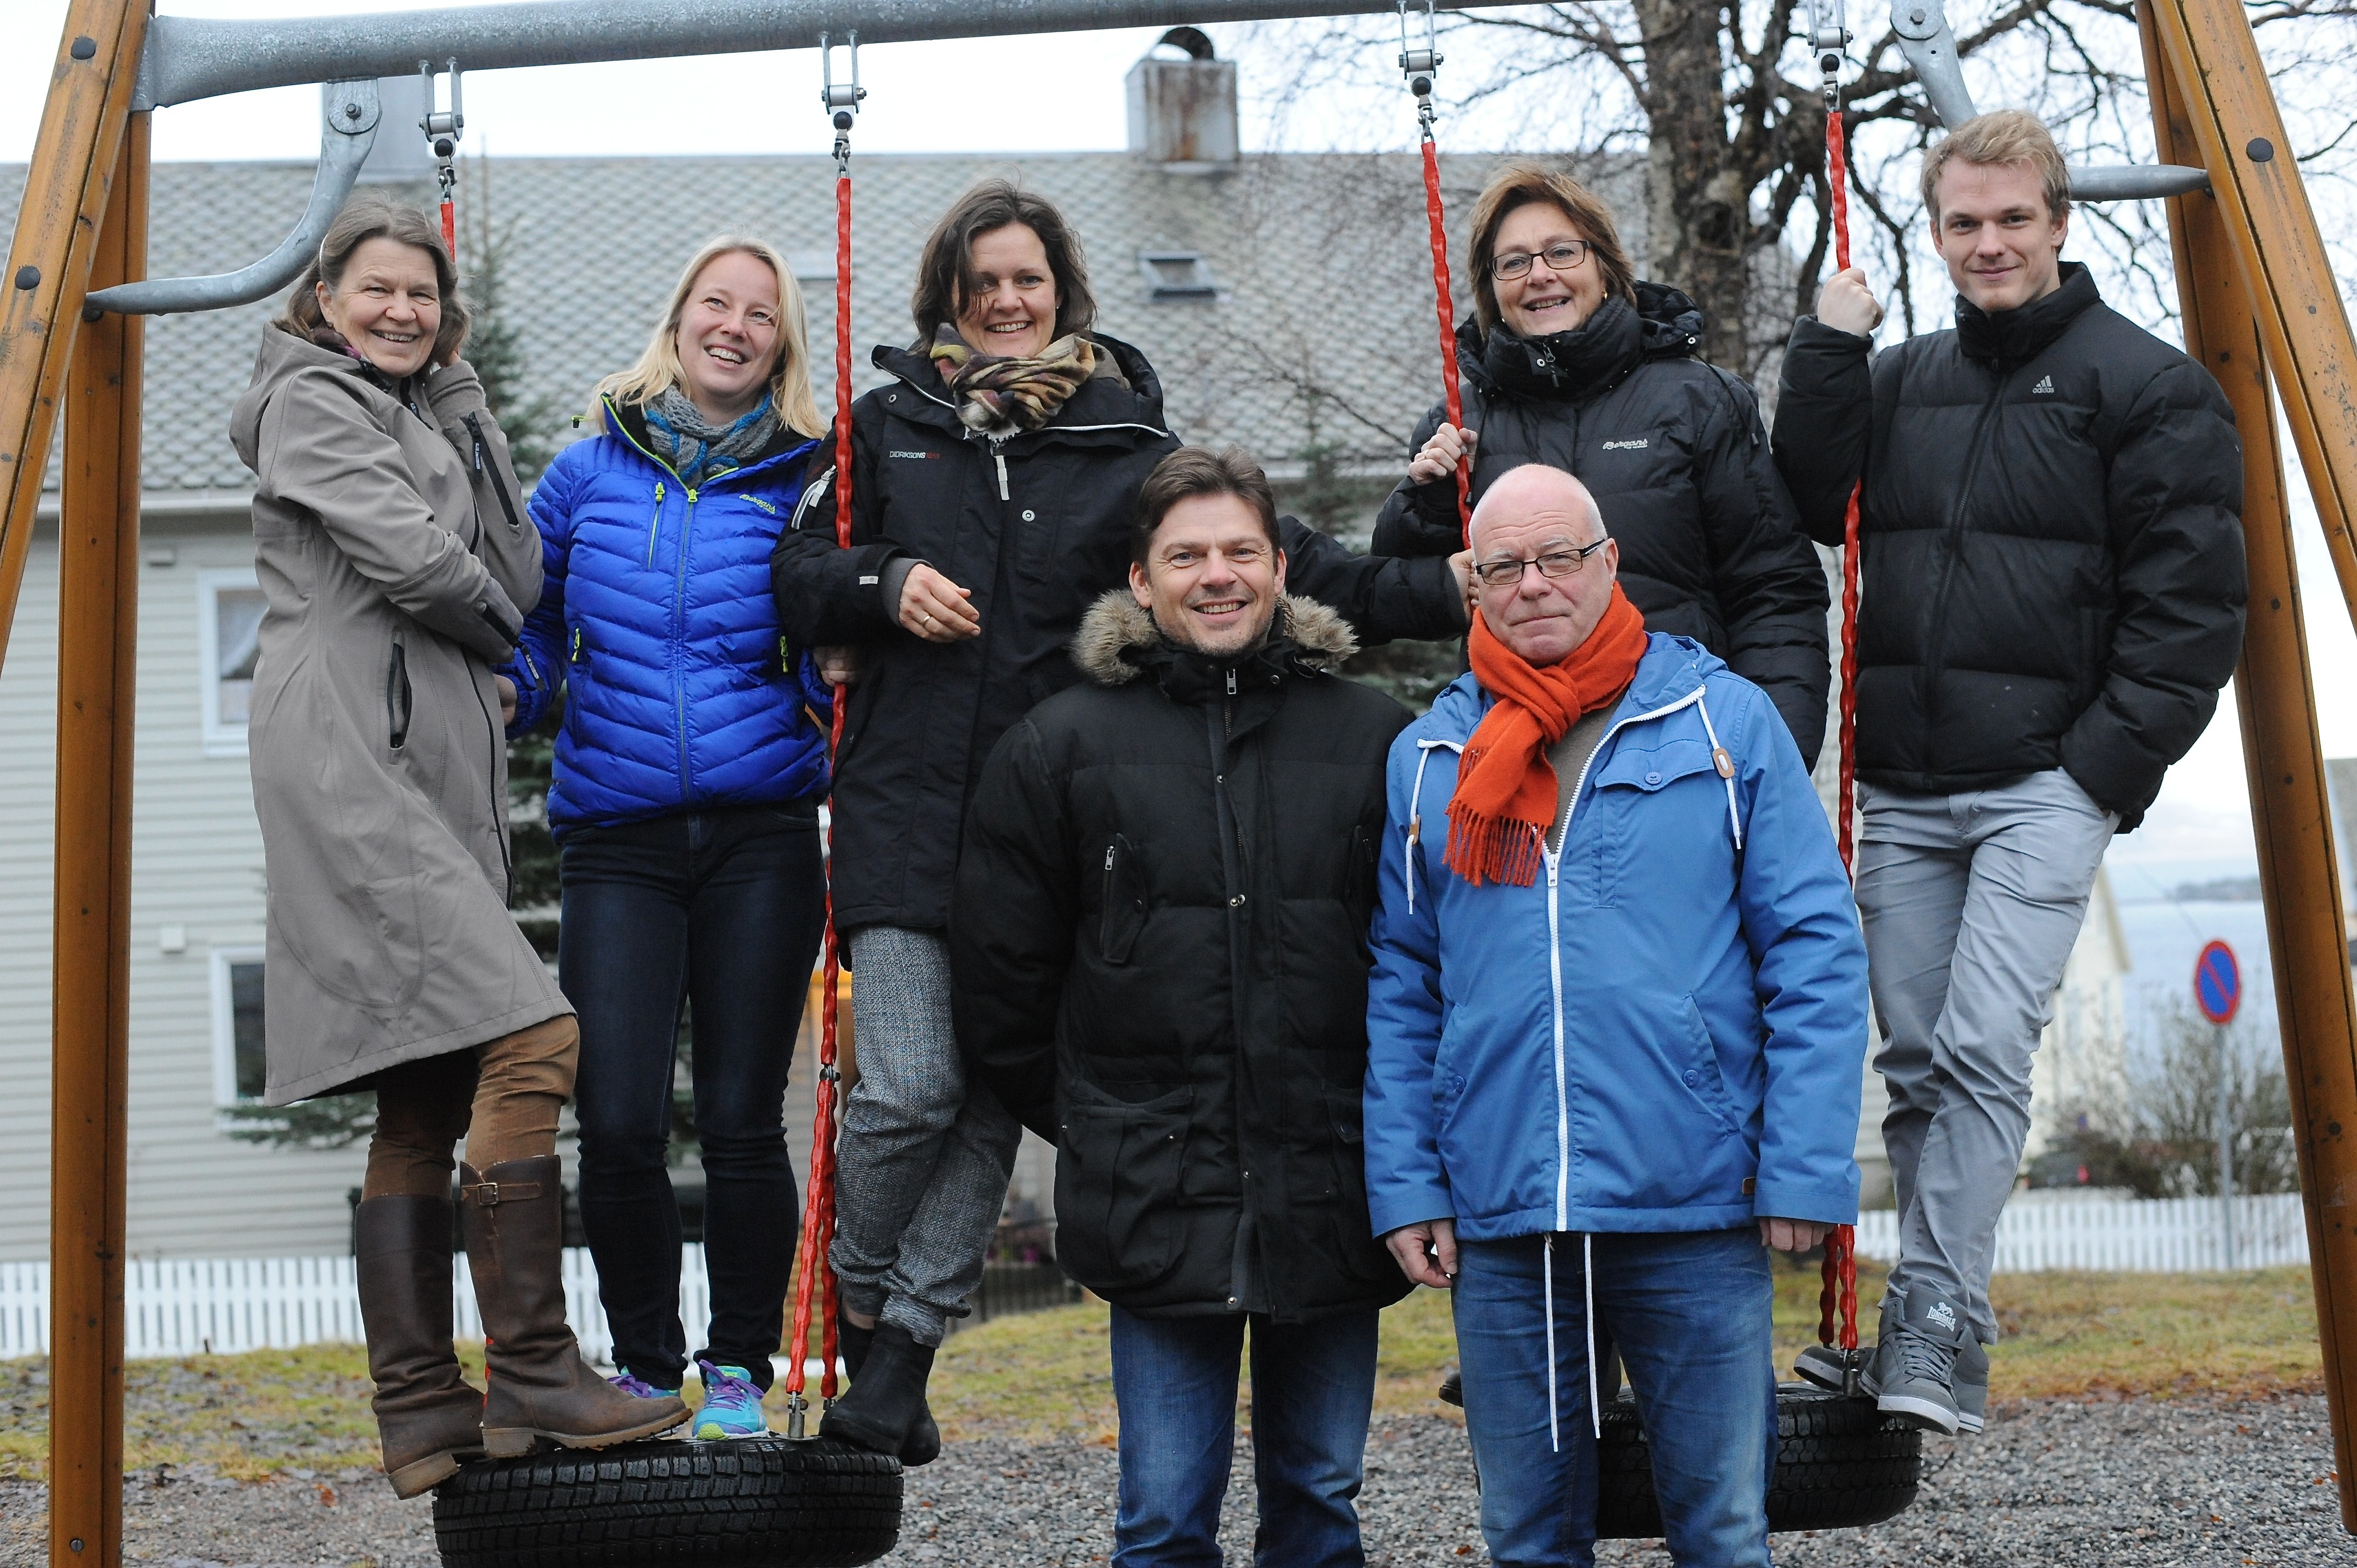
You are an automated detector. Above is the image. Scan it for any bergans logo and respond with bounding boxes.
[888,449,943,460]
[1602,438,1650,451]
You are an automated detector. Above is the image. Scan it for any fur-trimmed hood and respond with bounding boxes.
[1069,590,1360,689]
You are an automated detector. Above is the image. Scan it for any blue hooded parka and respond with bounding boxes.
[1363,635,1868,1242]
[506,401,831,834]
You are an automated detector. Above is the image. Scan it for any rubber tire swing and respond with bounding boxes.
[429,51,905,1568]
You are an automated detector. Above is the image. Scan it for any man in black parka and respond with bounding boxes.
[955,446,1412,1567]
[1772,111,2246,1436]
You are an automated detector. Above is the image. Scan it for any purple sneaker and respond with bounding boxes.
[609,1368,681,1401]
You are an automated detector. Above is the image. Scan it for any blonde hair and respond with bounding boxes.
[1465,161,1638,334]
[589,237,825,437]
[1920,110,2071,225]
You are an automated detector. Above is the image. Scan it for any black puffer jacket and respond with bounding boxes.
[1374,283,1831,765]
[1772,264,2246,828]
[771,334,1469,934]
[954,594,1413,1323]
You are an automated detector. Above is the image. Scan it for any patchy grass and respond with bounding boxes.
[0,1264,2323,1478]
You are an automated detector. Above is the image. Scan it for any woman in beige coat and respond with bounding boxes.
[229,195,686,1496]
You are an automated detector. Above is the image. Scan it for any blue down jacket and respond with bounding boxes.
[1363,634,1867,1241]
[507,404,830,834]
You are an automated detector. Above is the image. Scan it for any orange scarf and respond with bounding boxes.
[1445,586,1650,887]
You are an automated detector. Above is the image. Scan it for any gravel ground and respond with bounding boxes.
[4,1395,2351,1566]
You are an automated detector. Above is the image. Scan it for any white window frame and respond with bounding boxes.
[197,568,263,757]
[209,944,267,1107]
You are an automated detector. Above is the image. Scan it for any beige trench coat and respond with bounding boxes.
[229,327,567,1105]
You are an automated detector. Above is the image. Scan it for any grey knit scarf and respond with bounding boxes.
[642,387,780,487]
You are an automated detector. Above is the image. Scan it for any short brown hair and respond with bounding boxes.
[271,192,469,364]
[1131,446,1281,569]
[1920,110,2071,225]
[909,179,1096,348]
[1466,161,1638,334]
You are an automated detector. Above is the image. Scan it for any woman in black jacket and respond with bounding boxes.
[770,179,1468,1463]
[1374,161,1832,764]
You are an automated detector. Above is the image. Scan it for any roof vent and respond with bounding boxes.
[1139,251,1219,301]
[1125,29,1238,168]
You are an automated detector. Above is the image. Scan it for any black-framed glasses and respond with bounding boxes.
[1491,240,1593,280]
[1473,538,1610,588]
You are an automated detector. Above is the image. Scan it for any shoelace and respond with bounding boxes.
[696,1360,761,1412]
[1888,1328,1958,1389]
[610,1369,678,1400]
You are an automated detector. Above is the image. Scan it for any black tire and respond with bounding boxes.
[1596,1383,1920,1539]
[431,1435,903,1568]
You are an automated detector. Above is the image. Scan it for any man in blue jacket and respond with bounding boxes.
[1364,463,1868,1567]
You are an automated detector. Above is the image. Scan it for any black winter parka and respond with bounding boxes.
[1373,283,1831,765]
[954,593,1414,1323]
[1771,264,2247,828]
[771,334,1470,934]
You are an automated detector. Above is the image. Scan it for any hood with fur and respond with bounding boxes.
[1069,590,1359,689]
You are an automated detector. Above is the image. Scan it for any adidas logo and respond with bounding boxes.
[1926,1300,1958,1330]
[2031,375,2055,395]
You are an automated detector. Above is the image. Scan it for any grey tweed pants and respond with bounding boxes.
[830,925,1022,1346]
[1857,768,2116,1346]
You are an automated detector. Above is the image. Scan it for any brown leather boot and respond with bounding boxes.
[354,1194,485,1497]
[457,1157,687,1458]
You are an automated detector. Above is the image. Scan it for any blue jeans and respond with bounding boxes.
[1109,1305,1378,1568]
[1453,1230,1774,1568]
[558,803,826,1390]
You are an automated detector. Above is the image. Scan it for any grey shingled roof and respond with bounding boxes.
[4,147,1644,496]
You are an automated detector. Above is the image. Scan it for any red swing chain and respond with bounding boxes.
[1814,7,1862,1363]
[1402,1,1471,547]
[785,36,864,1437]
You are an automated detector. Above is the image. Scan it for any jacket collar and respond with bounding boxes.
[1430,632,1721,740]
[1069,590,1359,700]
[872,329,1172,443]
[1954,261,2099,370]
[1464,280,1704,404]
[601,394,821,486]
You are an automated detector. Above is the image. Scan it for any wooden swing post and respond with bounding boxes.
[2144,0,2357,1531]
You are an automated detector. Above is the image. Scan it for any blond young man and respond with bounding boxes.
[1771,111,2247,1432]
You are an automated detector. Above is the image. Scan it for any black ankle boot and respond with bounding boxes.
[837,1309,876,1381]
[822,1323,940,1466]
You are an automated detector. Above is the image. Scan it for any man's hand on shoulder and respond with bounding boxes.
[1385,1218,1459,1288]
[1759,1216,1834,1253]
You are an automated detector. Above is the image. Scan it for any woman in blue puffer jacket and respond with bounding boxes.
[505,236,829,1440]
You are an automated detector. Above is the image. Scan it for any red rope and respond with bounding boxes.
[1820,94,1862,1358]
[785,157,856,1410]
[440,198,456,264]
[1418,133,1472,546]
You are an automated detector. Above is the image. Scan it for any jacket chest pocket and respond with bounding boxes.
[1099,833,1148,964]
[1583,737,1725,904]
[385,635,413,754]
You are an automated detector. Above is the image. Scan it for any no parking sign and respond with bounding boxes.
[2195,938,2242,1025]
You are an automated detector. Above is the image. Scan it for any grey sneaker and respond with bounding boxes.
[1952,1338,1989,1433]
[1795,1290,1898,1393]
[1860,1286,1968,1434]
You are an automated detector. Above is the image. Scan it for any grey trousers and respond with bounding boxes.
[1856,769,2116,1345]
[830,925,1022,1347]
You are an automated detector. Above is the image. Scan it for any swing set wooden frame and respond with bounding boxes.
[7,2,2357,1561]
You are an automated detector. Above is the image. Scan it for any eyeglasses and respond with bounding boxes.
[1473,538,1610,589]
[1491,240,1593,281]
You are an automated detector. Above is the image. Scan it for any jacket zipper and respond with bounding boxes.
[1101,843,1119,953]
[460,412,526,534]
[1919,374,2011,736]
[645,479,666,566]
[673,486,699,801]
[387,638,411,751]
[1538,683,1715,1230]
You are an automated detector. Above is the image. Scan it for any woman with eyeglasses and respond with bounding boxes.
[1375,160,1831,766]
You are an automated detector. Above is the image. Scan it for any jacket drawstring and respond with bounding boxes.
[1695,691,1744,852]
[1542,1231,1602,1454]
[1543,1234,1559,1451]
[1404,739,1460,915]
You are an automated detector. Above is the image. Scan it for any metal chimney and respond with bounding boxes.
[1125,27,1238,168]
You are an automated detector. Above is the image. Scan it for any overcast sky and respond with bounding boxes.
[9,0,2356,890]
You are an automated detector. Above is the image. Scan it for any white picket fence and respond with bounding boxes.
[0,1246,711,1361]
[1854,1192,2310,1273]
